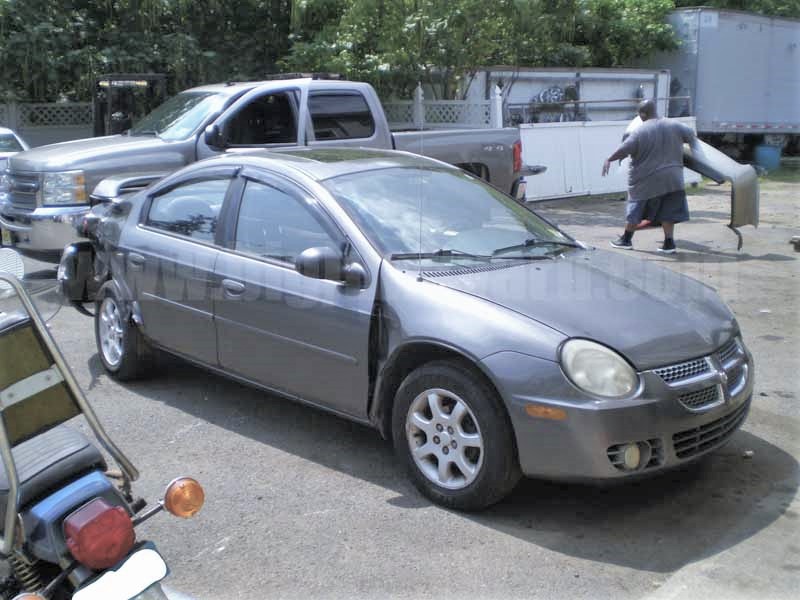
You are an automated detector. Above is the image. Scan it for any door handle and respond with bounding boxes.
[127,253,145,269]
[222,279,246,296]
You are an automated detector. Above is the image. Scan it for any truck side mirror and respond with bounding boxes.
[204,124,227,150]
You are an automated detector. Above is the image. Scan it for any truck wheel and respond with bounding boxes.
[95,287,152,380]
[392,360,521,511]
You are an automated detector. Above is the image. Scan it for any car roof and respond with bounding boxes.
[0,127,16,135]
[183,78,372,97]
[210,147,457,181]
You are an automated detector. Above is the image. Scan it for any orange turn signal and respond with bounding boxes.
[525,404,567,421]
[12,594,47,600]
[163,477,205,518]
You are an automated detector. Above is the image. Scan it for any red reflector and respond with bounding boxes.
[64,498,135,570]
[512,140,523,173]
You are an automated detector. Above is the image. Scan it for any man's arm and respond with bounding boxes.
[602,144,632,176]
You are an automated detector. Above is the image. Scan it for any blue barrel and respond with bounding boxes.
[754,144,782,172]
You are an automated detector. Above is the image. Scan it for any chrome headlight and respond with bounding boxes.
[42,170,87,206]
[560,339,639,398]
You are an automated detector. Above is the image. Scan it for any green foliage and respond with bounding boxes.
[282,0,679,98]
[0,1,293,102]
[1,0,794,103]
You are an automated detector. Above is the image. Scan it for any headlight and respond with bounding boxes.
[560,339,639,398]
[42,170,87,206]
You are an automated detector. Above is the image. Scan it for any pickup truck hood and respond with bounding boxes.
[428,249,737,370]
[7,135,186,175]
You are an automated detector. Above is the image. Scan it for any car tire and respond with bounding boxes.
[392,360,521,511]
[94,286,153,381]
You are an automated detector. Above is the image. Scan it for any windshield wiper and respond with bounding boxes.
[492,238,582,256]
[390,249,492,261]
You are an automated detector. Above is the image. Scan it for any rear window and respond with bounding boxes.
[309,93,375,141]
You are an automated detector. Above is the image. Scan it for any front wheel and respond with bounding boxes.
[392,360,521,511]
[95,287,153,380]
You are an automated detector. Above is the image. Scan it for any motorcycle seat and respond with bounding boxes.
[0,425,106,531]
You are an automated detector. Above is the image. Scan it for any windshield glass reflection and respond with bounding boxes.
[323,167,573,259]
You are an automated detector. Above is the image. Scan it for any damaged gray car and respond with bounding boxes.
[58,148,754,510]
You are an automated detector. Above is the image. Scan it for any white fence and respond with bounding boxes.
[0,102,93,147]
[383,84,503,130]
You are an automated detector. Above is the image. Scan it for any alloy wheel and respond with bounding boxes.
[98,297,124,368]
[405,388,484,490]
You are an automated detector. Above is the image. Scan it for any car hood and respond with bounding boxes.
[7,135,186,185]
[425,249,737,370]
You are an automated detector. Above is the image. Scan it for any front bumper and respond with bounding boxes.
[484,338,754,481]
[0,201,88,260]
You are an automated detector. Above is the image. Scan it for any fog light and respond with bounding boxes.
[622,443,641,470]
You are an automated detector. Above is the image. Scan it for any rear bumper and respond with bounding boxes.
[0,201,88,260]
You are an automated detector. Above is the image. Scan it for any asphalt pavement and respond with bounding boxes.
[14,170,800,599]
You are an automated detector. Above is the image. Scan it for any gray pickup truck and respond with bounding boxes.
[0,77,527,260]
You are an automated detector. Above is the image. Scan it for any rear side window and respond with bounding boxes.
[309,92,375,140]
[146,178,229,242]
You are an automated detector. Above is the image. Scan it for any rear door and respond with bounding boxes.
[213,168,375,418]
[123,167,239,364]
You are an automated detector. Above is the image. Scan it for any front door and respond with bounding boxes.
[213,169,375,419]
[123,168,237,364]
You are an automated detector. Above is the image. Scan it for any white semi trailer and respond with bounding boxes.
[646,7,800,158]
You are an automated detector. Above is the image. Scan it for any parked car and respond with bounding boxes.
[0,127,28,246]
[1,76,527,261]
[58,148,754,510]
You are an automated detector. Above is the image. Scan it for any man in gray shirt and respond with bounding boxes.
[602,100,697,253]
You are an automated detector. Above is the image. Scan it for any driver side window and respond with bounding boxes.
[226,93,298,146]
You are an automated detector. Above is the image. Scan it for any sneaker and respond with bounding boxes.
[610,235,633,249]
[657,239,677,254]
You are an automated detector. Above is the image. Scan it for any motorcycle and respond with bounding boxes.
[0,248,203,599]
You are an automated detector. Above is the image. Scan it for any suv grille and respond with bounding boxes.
[654,357,710,383]
[672,399,749,459]
[8,172,40,210]
[678,385,721,410]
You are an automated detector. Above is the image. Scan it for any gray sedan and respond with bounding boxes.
[59,148,754,510]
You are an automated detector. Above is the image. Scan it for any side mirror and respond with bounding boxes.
[295,247,367,287]
[295,247,344,282]
[204,123,227,150]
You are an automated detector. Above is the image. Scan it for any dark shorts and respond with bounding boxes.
[626,189,690,226]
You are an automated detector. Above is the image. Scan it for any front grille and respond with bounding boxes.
[8,172,40,210]
[678,385,721,410]
[672,399,749,459]
[726,364,746,390]
[718,338,740,364]
[654,357,710,383]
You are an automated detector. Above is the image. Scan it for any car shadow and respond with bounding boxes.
[101,355,799,574]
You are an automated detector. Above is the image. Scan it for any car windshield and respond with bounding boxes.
[0,133,23,152]
[322,167,574,259]
[129,91,226,141]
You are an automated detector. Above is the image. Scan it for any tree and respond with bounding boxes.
[281,0,679,98]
